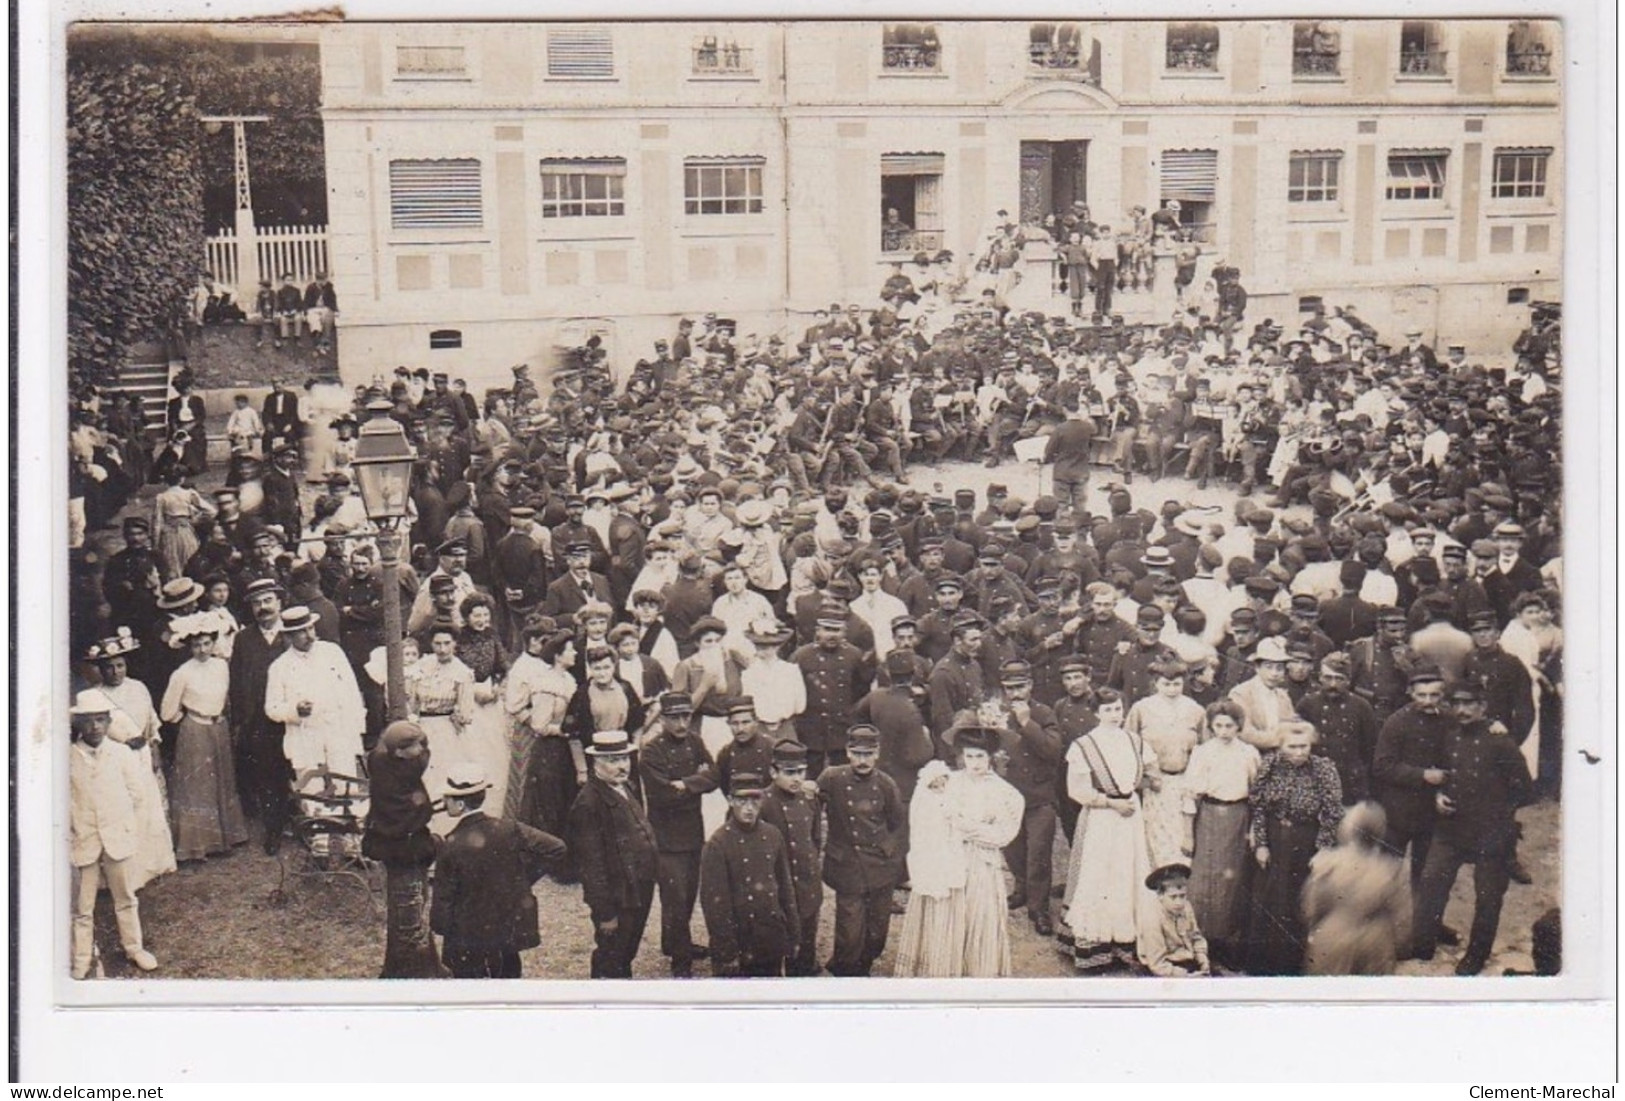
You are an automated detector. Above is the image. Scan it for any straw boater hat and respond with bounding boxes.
[156,578,205,611]
[278,606,321,634]
[443,762,491,798]
[584,730,635,757]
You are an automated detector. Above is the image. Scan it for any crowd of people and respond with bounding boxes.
[64,248,1564,982]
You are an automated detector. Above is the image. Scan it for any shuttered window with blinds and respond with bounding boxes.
[1160,150,1218,202]
[389,159,483,230]
[1386,151,1447,201]
[547,27,615,78]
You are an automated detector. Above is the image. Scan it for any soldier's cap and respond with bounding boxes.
[428,575,458,594]
[934,575,964,593]
[953,489,977,507]
[1440,543,1468,560]
[728,772,767,798]
[122,516,151,533]
[509,505,536,519]
[999,659,1033,685]
[1448,683,1485,703]
[885,650,918,678]
[978,546,1005,564]
[1377,605,1409,624]
[725,696,757,718]
[815,602,849,629]
[566,540,595,556]
[950,610,986,633]
[659,691,693,716]
[1468,610,1500,631]
[564,493,587,507]
[1058,657,1089,676]
[689,616,728,641]
[436,538,468,557]
[772,739,810,767]
[1290,593,1319,613]
[1320,652,1353,677]
[919,535,946,551]
[1408,666,1445,687]
[1136,604,1166,626]
[846,725,881,752]
[1033,575,1062,596]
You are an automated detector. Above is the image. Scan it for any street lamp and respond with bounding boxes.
[349,399,417,723]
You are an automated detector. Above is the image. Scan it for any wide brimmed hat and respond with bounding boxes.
[744,618,793,646]
[278,606,321,634]
[1145,862,1193,892]
[945,723,1001,754]
[1250,636,1289,663]
[736,499,773,528]
[70,688,114,718]
[156,578,205,611]
[584,729,636,757]
[85,628,140,661]
[444,763,492,797]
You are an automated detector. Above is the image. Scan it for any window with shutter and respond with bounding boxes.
[1385,152,1447,201]
[389,159,483,230]
[540,158,628,218]
[547,27,615,79]
[1160,150,1218,202]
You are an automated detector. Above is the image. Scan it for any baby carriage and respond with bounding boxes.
[268,765,382,917]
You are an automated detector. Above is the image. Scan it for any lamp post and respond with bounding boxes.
[349,399,417,724]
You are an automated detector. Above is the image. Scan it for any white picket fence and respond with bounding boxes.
[205,224,330,292]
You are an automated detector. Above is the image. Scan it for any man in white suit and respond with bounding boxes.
[69,691,159,978]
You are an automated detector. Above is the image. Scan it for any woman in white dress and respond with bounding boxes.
[892,761,967,978]
[1124,659,1208,867]
[1499,591,1562,781]
[1061,689,1160,974]
[943,727,1026,978]
[84,633,176,889]
[408,625,475,832]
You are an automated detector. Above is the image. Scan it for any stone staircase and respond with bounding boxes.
[109,343,175,442]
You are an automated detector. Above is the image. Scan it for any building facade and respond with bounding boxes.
[319,19,1561,392]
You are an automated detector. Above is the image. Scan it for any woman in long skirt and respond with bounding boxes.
[85,634,176,889]
[945,728,1026,977]
[363,721,450,979]
[1180,700,1260,968]
[455,595,513,814]
[152,469,214,582]
[159,628,248,862]
[1245,721,1344,976]
[408,627,475,835]
[520,631,582,838]
[893,761,967,978]
[1061,691,1160,974]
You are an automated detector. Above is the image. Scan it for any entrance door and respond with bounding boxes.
[1019,140,1089,227]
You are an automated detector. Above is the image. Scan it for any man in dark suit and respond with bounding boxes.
[260,445,304,550]
[568,729,660,979]
[605,486,648,609]
[700,771,800,978]
[229,579,290,852]
[261,378,302,456]
[541,541,615,621]
[1481,522,1544,627]
[431,763,568,979]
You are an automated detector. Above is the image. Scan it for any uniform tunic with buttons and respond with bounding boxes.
[759,785,824,917]
[790,641,873,754]
[1297,688,1381,805]
[817,765,906,893]
[1372,704,1451,836]
[638,730,718,853]
[700,817,800,970]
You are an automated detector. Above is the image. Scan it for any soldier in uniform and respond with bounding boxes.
[1351,606,1421,724]
[1411,683,1533,974]
[758,739,824,976]
[700,771,801,978]
[260,445,304,549]
[1296,652,1380,805]
[927,612,986,747]
[817,727,906,977]
[994,660,1064,936]
[568,730,660,979]
[637,692,718,978]
[790,608,875,777]
[1373,668,1454,903]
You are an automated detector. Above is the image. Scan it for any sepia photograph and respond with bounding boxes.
[50,11,1588,998]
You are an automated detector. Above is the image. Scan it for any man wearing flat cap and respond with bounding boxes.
[638,692,719,977]
[1373,668,1454,902]
[791,609,874,777]
[541,540,615,622]
[568,730,661,978]
[700,772,801,978]
[431,763,568,979]
[1350,606,1421,725]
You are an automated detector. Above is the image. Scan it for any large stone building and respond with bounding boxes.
[319,18,1561,391]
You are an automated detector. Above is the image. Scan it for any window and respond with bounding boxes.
[429,329,463,350]
[882,24,941,72]
[683,157,765,215]
[540,158,627,218]
[547,26,615,79]
[1492,149,1550,199]
[396,45,467,77]
[1029,22,1083,71]
[1292,21,1341,77]
[1288,152,1342,203]
[389,159,483,230]
[1399,22,1448,76]
[1161,149,1218,240]
[880,153,945,254]
[1385,152,1447,201]
[1506,287,1530,305]
[1506,21,1554,76]
[1165,23,1219,71]
[692,36,754,76]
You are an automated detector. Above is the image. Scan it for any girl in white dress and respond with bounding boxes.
[159,629,248,862]
[84,633,176,889]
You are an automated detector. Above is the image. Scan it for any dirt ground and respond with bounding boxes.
[82,457,1562,982]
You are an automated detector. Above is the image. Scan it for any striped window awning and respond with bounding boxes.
[547,27,615,78]
[540,158,627,175]
[881,152,946,176]
[1161,149,1218,202]
[389,159,483,230]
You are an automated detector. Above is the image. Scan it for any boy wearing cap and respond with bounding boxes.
[1137,863,1210,977]
[568,730,661,978]
[431,763,568,979]
[1412,684,1533,974]
[700,773,800,978]
[70,695,159,978]
[818,727,906,976]
[759,740,824,976]
[638,693,719,978]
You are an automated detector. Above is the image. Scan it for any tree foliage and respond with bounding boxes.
[67,30,325,375]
